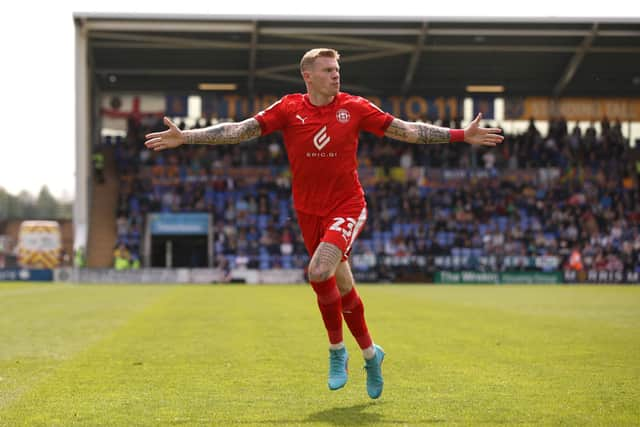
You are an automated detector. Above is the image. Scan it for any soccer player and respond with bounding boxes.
[145,48,503,399]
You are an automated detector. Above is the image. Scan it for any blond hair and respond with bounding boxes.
[299,48,340,73]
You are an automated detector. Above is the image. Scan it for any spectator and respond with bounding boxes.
[113,243,131,270]
[93,147,105,183]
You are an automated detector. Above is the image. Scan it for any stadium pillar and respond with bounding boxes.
[74,18,90,254]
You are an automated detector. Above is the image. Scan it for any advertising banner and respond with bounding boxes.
[149,213,210,235]
[71,268,304,284]
[436,271,500,284]
[435,271,562,284]
[165,95,189,117]
[505,97,640,121]
[201,94,464,121]
[472,96,495,120]
[0,268,53,282]
[563,270,640,284]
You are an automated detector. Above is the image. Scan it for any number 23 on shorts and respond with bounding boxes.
[330,217,356,242]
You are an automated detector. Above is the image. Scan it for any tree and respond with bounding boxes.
[0,187,8,220]
[36,186,58,218]
[0,187,72,220]
[17,191,36,218]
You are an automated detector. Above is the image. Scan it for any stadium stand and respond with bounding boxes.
[107,114,639,279]
[73,16,640,283]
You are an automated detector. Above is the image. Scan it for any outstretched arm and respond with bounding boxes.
[144,116,261,151]
[384,113,504,147]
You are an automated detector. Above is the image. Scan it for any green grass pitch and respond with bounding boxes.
[1,283,639,426]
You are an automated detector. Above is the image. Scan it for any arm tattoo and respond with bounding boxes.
[185,118,261,145]
[413,122,450,144]
[385,120,411,140]
[385,119,450,145]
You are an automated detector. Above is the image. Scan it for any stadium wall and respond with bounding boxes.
[2,268,639,285]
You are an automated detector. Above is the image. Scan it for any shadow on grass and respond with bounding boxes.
[306,402,445,425]
[228,402,447,425]
[305,403,385,425]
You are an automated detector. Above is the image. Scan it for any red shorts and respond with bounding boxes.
[296,201,368,261]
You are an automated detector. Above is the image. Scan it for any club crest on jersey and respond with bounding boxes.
[313,125,331,150]
[336,109,350,123]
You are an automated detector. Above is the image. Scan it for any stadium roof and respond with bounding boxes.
[74,14,640,97]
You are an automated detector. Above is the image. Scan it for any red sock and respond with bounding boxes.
[310,276,343,344]
[341,287,373,349]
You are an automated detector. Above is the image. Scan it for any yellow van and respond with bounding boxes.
[17,220,62,269]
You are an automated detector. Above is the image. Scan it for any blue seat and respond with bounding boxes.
[258,214,269,228]
[446,232,455,246]
[282,255,293,269]
[259,253,271,269]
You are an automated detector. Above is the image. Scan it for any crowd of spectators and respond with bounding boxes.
[107,114,640,275]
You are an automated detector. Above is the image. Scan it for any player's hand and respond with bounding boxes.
[463,113,504,147]
[144,117,185,151]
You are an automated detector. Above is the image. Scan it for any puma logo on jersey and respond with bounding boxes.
[296,114,307,124]
[313,125,331,150]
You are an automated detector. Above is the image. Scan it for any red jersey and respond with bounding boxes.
[254,92,394,216]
